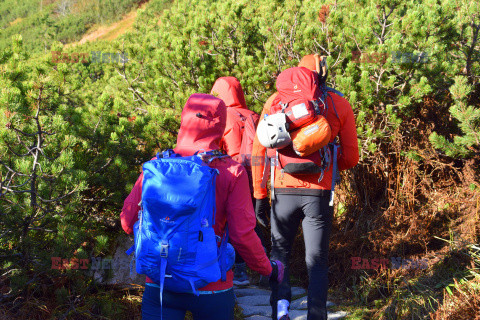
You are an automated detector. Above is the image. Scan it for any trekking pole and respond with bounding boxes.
[314,54,328,85]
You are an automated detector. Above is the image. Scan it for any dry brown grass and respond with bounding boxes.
[8,18,23,26]
[430,276,480,320]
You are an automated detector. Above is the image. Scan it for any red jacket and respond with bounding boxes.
[120,93,272,291]
[211,77,259,160]
[251,56,359,199]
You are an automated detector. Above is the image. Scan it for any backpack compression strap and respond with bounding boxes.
[260,150,270,189]
[218,225,230,281]
[157,149,180,159]
[159,241,168,320]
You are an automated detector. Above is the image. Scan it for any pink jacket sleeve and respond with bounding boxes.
[120,173,143,234]
[225,166,272,276]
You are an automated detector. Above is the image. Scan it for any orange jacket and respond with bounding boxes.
[251,57,359,199]
[211,77,259,159]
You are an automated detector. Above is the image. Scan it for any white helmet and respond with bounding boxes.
[257,113,291,149]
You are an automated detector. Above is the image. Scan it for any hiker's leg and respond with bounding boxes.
[301,195,333,320]
[141,286,186,320]
[191,289,235,320]
[270,194,303,319]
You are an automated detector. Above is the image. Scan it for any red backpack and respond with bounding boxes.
[266,67,333,175]
[270,67,323,130]
[228,108,260,189]
[238,112,260,167]
[263,66,343,206]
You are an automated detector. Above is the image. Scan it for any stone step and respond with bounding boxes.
[289,310,348,320]
[245,316,270,320]
[237,294,270,306]
[239,305,271,317]
[234,286,271,297]
[291,286,306,297]
[243,309,348,320]
[234,286,306,298]
[290,296,335,310]
[237,285,346,320]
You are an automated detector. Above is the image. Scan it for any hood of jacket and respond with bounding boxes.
[210,77,247,109]
[298,54,316,71]
[174,93,227,155]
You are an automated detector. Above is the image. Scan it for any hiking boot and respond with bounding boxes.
[233,262,250,286]
[279,315,290,320]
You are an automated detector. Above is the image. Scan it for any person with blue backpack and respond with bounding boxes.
[121,93,284,320]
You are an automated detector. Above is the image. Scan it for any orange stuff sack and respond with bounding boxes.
[290,115,331,157]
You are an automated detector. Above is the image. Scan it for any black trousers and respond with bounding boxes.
[269,193,333,320]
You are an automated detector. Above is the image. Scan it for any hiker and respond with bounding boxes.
[251,55,359,320]
[210,76,266,286]
[121,93,284,320]
[211,76,259,164]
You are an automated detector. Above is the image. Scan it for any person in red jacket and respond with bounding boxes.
[121,93,284,320]
[211,76,259,161]
[211,76,264,286]
[251,55,359,320]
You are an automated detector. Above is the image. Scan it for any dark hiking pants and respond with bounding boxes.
[142,285,235,320]
[269,193,333,320]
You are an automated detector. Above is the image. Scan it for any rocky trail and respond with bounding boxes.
[234,285,348,320]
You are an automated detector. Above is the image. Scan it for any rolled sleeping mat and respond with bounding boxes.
[291,115,331,157]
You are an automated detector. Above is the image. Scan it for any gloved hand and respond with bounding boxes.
[269,260,285,284]
[255,198,270,228]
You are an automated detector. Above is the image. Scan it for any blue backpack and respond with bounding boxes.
[126,150,235,303]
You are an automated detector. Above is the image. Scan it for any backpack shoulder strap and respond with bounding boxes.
[326,86,344,97]
[326,93,340,121]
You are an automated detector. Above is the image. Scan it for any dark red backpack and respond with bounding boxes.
[229,109,260,191]
[238,112,260,167]
[270,67,323,131]
[267,67,330,175]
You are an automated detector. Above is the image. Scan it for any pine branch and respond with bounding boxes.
[374,5,396,45]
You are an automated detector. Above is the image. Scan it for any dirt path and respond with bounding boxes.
[79,11,137,44]
[67,2,149,48]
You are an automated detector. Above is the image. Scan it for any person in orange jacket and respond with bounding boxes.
[251,55,359,320]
